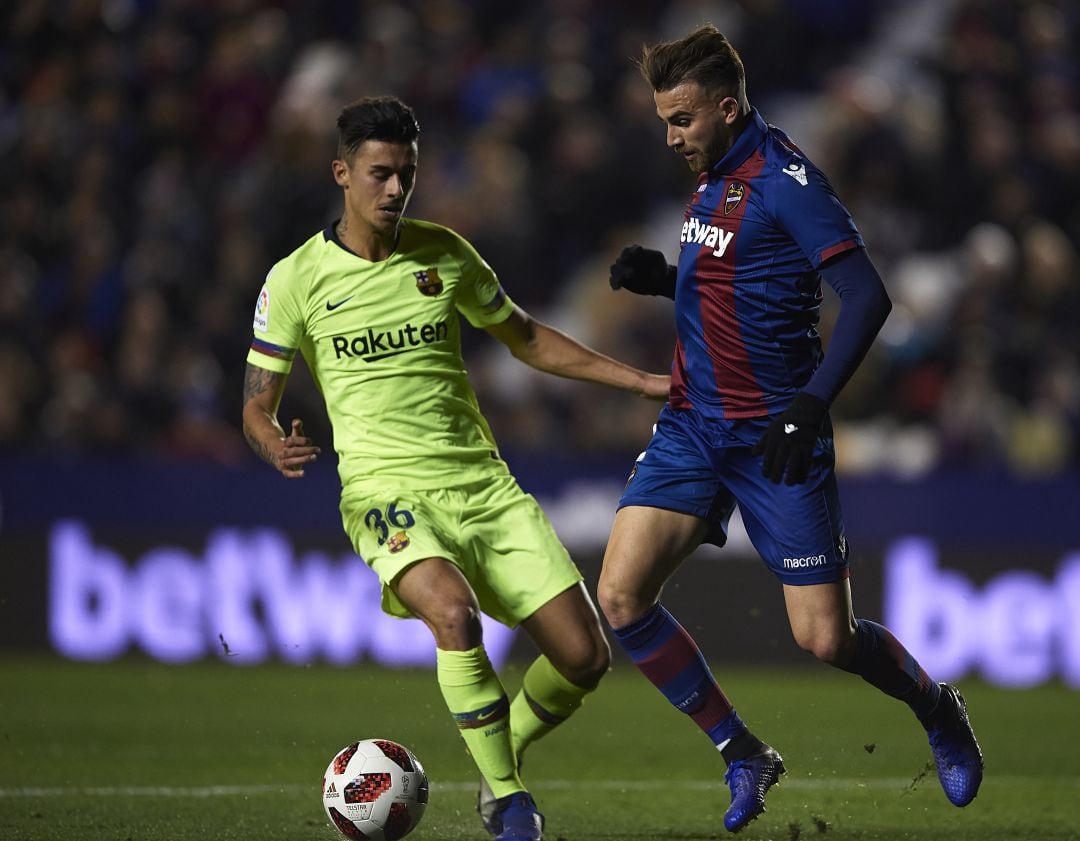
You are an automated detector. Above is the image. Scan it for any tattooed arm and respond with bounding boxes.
[242,363,320,479]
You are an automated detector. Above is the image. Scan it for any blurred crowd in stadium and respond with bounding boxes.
[1,0,1078,477]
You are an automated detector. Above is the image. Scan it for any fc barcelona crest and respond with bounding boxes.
[724,181,745,215]
[414,268,443,296]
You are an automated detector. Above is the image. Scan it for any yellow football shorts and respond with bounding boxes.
[340,473,582,627]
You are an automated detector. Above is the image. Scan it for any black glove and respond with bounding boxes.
[609,245,677,299]
[752,392,829,485]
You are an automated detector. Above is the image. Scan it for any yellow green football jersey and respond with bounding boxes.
[246,218,515,490]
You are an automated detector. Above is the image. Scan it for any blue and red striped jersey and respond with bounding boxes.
[670,108,863,419]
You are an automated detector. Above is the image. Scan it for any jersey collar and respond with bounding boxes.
[325,221,355,254]
[324,219,403,263]
[710,107,767,179]
[324,221,348,250]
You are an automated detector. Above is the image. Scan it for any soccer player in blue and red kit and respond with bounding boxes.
[597,25,984,833]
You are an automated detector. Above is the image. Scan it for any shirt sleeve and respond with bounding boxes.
[245,264,304,373]
[452,234,515,328]
[769,153,864,268]
[802,247,892,404]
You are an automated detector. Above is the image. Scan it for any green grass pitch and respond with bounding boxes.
[1,655,1078,840]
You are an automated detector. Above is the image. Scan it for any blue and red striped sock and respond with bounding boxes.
[842,619,941,723]
[612,603,759,761]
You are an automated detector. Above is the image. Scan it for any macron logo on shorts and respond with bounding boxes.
[783,554,827,569]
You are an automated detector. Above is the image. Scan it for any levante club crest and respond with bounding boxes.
[414,268,443,296]
[724,181,745,215]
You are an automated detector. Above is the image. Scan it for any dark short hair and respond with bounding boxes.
[336,96,420,159]
[638,24,748,109]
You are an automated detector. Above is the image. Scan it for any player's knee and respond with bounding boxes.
[596,580,650,630]
[794,628,855,666]
[570,636,612,689]
[546,628,612,690]
[595,585,626,628]
[427,601,484,650]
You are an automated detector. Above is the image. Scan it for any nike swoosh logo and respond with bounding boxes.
[326,296,353,311]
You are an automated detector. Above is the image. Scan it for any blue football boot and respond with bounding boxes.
[927,683,984,806]
[723,744,786,833]
[492,792,544,841]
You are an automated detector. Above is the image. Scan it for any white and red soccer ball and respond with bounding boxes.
[322,739,429,841]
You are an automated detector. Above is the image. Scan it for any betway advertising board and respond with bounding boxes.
[1,457,1077,687]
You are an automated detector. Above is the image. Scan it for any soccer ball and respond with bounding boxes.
[322,739,429,841]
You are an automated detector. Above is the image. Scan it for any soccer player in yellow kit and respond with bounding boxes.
[242,96,669,841]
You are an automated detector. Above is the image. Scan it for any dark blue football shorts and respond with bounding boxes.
[618,404,850,585]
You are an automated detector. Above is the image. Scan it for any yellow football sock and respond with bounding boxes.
[436,646,523,799]
[510,655,592,759]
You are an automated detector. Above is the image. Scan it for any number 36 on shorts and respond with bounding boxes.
[364,502,416,546]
